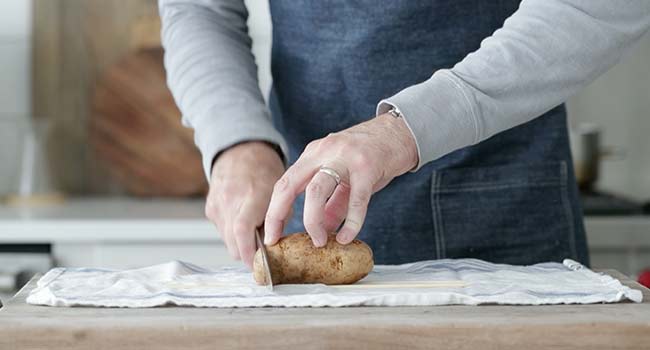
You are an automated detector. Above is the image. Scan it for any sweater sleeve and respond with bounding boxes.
[159,0,288,180]
[378,0,650,170]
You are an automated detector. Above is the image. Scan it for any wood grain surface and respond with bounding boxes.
[90,48,207,196]
[32,0,167,194]
[1,270,648,350]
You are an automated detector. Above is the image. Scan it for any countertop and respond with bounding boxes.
[2,198,649,247]
[1,270,649,349]
[0,198,215,243]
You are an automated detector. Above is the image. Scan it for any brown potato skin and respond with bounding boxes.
[253,232,374,285]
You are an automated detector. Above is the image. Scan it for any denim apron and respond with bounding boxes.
[267,0,589,266]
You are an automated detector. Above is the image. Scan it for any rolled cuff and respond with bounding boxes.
[375,101,421,173]
[376,70,479,171]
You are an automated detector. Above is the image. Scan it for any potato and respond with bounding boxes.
[253,232,374,285]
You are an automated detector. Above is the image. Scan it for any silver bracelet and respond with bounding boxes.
[388,106,403,119]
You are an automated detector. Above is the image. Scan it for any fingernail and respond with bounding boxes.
[264,221,277,245]
[314,235,326,247]
[336,230,352,244]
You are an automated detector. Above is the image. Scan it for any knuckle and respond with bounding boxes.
[349,199,366,209]
[319,137,332,149]
[305,140,319,153]
[336,145,351,158]
[350,192,371,208]
[273,175,290,193]
[344,218,362,231]
[351,152,372,169]
[204,204,214,219]
[306,181,323,198]
[219,183,240,202]
[320,134,340,148]
[342,137,359,148]
[232,221,250,237]
[204,202,219,220]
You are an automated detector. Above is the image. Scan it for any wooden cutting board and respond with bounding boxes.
[32,0,163,194]
[1,270,648,349]
[89,48,208,197]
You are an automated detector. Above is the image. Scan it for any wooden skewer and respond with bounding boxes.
[331,281,468,289]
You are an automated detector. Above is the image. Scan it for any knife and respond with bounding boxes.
[255,227,274,291]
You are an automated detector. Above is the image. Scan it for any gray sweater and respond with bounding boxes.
[159,0,650,178]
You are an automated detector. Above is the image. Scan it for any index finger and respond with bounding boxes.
[233,196,267,269]
[264,161,316,245]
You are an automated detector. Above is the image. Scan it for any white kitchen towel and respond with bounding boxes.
[26,259,643,308]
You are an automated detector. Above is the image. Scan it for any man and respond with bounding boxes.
[159,0,650,268]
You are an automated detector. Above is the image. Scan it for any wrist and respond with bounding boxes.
[377,112,419,175]
[212,141,284,178]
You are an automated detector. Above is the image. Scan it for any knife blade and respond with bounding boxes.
[255,227,274,291]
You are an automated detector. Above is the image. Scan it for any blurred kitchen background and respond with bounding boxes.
[1,0,649,300]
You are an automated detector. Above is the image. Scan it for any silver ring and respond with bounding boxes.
[318,166,341,186]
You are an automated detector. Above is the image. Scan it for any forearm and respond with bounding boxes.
[159,0,288,179]
[379,0,650,170]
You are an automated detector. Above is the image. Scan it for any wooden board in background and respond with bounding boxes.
[32,0,173,194]
[90,48,207,196]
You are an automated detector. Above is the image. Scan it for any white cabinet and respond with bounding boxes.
[0,199,242,270]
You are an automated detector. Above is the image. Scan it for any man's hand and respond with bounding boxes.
[205,141,285,269]
[264,113,418,247]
